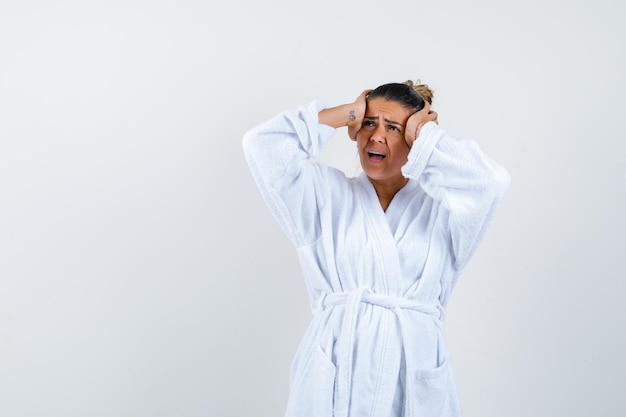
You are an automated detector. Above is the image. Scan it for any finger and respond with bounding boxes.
[360,89,373,101]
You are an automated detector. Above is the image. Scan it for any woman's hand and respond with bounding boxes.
[318,89,372,137]
[347,89,372,140]
[404,103,438,147]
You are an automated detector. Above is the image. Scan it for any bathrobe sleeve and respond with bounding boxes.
[242,101,337,247]
[401,122,510,271]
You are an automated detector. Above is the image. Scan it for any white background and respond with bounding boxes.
[1,1,625,416]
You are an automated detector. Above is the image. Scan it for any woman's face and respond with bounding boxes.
[356,98,413,186]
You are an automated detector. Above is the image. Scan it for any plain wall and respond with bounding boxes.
[1,0,625,416]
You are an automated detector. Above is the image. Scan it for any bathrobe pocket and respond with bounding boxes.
[285,345,336,417]
[407,357,462,417]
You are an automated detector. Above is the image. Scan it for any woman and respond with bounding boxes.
[242,80,510,417]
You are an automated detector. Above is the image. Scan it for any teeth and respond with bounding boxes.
[368,151,385,157]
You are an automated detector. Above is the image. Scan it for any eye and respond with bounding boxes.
[362,120,375,127]
[388,125,401,133]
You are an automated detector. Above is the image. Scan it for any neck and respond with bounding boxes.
[368,176,409,212]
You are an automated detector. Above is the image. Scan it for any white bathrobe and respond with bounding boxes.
[242,101,510,417]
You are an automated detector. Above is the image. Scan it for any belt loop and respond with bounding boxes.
[314,292,327,315]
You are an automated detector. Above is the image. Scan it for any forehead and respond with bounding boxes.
[365,98,412,121]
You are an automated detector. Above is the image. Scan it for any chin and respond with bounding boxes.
[364,171,391,182]
[364,167,405,183]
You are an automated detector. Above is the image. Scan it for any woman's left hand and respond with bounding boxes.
[405,103,438,147]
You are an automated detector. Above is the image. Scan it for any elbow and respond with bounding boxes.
[499,166,512,192]
[241,129,256,157]
[490,163,511,196]
[242,127,269,161]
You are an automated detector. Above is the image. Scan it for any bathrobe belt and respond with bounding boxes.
[321,288,444,417]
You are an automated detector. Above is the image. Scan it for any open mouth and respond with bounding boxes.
[367,150,386,161]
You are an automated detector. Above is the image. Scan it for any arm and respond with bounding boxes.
[242,101,333,246]
[402,111,510,271]
[242,92,371,246]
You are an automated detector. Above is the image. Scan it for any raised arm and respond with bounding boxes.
[402,110,510,271]
[243,91,372,246]
[242,101,331,246]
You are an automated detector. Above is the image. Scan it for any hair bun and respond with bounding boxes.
[404,79,433,105]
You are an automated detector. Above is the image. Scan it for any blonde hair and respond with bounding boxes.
[404,79,434,105]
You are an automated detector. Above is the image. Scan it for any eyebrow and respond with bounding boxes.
[364,116,402,127]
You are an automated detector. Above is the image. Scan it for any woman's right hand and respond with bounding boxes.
[318,89,372,137]
[347,89,372,140]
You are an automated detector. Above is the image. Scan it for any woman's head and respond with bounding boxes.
[366,80,433,113]
[355,80,434,189]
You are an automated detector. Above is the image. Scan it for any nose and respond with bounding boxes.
[370,125,386,143]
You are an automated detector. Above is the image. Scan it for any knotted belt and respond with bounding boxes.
[320,288,444,417]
